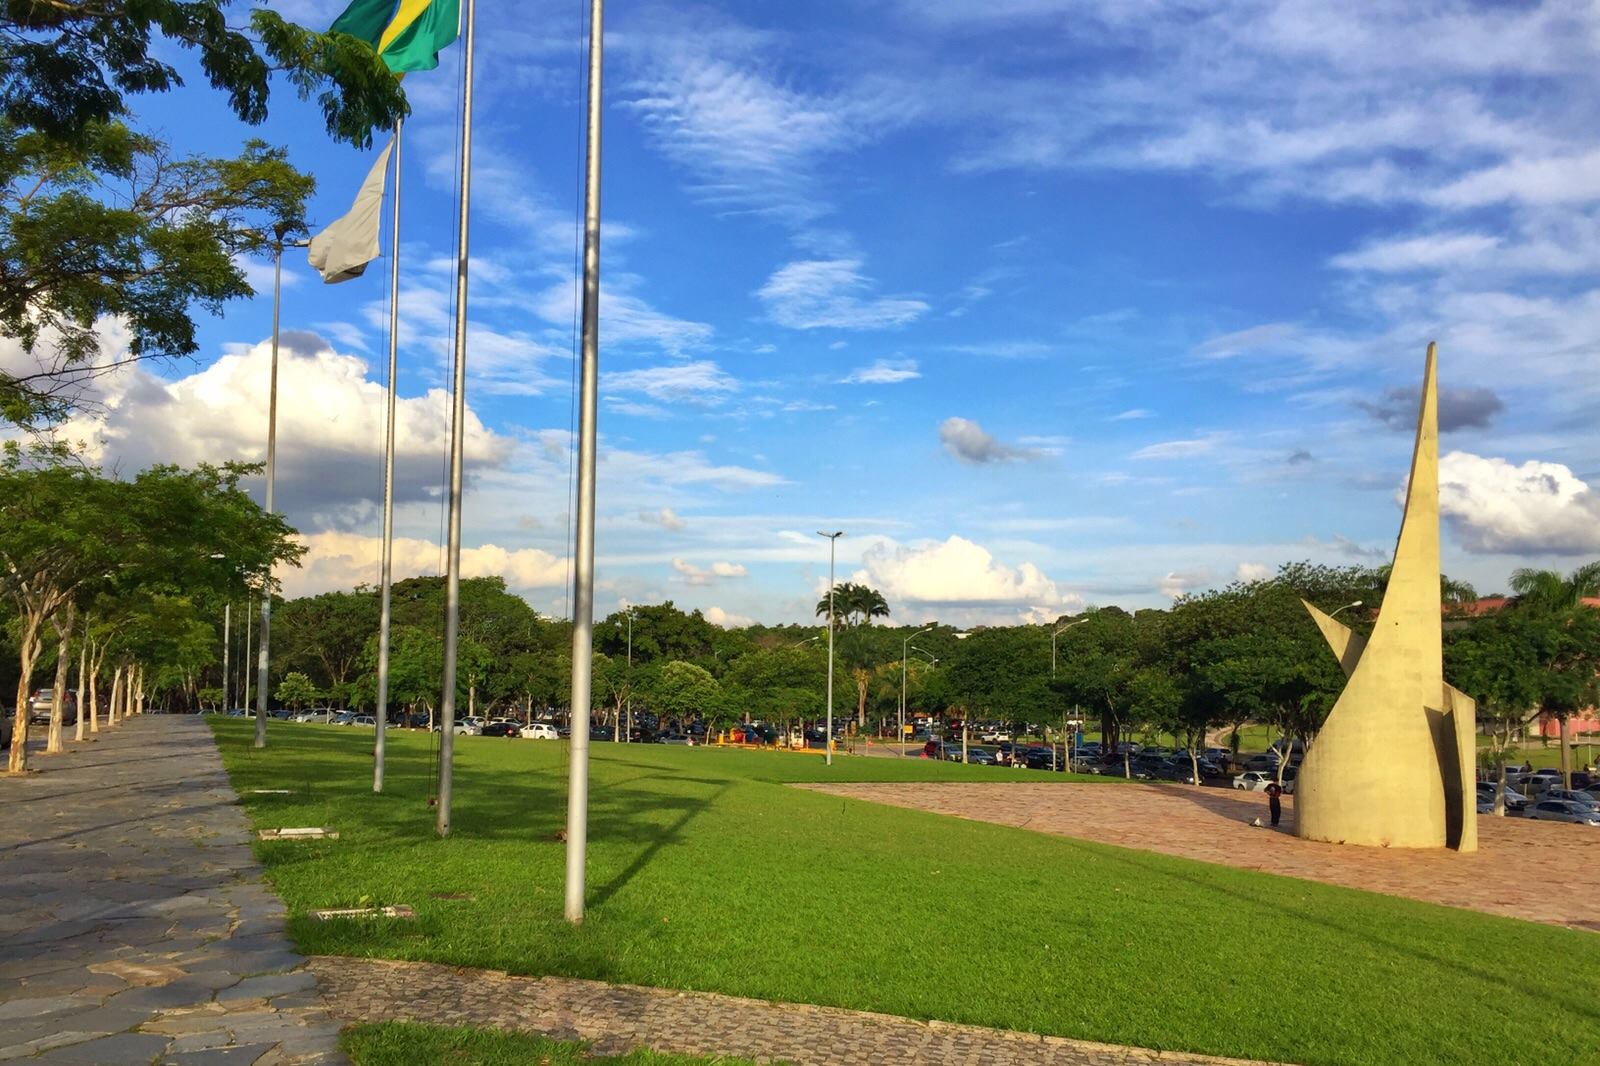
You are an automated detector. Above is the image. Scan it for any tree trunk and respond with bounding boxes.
[74,629,88,743]
[1494,759,1507,817]
[1560,714,1572,790]
[89,645,104,734]
[109,666,123,726]
[9,616,44,774]
[46,606,74,754]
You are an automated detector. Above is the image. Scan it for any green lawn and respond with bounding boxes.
[341,1022,761,1065]
[212,720,1600,1066]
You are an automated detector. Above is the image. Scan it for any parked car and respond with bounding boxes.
[656,732,694,745]
[964,747,999,766]
[1241,753,1281,773]
[1526,799,1600,825]
[451,719,480,736]
[592,725,616,741]
[1234,770,1273,792]
[330,712,356,726]
[1542,788,1600,810]
[1477,781,1528,811]
[481,721,519,738]
[1021,746,1061,770]
[520,722,559,740]
[27,690,52,723]
[351,715,376,727]
[1522,768,1564,792]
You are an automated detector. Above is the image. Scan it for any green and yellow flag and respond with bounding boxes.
[331,0,461,74]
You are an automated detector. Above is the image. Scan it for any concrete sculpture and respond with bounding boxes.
[1296,343,1476,851]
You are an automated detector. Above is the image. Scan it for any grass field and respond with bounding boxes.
[341,1022,757,1065]
[211,720,1600,1066]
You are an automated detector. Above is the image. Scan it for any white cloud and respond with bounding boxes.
[1159,568,1212,599]
[938,417,1038,464]
[1235,562,1271,582]
[57,331,511,529]
[1131,437,1216,461]
[670,558,749,585]
[1439,450,1600,555]
[853,535,1078,623]
[280,530,567,599]
[840,358,920,384]
[757,259,928,330]
[704,605,755,629]
[605,361,738,404]
[640,507,686,531]
[1330,233,1501,273]
[534,278,713,356]
[1110,408,1154,421]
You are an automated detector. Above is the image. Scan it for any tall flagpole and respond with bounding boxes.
[564,0,604,926]
[256,234,286,750]
[436,0,477,838]
[374,118,402,795]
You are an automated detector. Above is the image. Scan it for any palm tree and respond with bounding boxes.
[848,584,889,626]
[1508,562,1600,611]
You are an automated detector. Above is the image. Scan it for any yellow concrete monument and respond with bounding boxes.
[1296,343,1476,851]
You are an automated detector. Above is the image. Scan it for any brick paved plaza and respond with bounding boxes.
[801,780,1600,930]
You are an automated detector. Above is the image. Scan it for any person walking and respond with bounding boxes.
[1265,781,1284,828]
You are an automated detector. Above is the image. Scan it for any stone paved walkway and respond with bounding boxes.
[0,716,345,1064]
[800,782,1600,930]
[311,956,1282,1066]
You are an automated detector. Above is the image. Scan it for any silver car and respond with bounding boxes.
[1525,799,1600,825]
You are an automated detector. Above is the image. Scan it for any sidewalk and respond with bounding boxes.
[312,956,1281,1066]
[0,716,345,1064]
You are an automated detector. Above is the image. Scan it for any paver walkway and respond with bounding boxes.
[311,956,1281,1066]
[800,781,1600,929]
[0,716,345,1064]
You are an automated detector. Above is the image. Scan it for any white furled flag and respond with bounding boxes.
[307,139,395,284]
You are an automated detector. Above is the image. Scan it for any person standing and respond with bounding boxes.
[1265,781,1284,828]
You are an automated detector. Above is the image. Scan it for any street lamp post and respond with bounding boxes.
[1330,599,1364,618]
[222,603,230,714]
[901,625,934,757]
[616,608,632,743]
[817,531,844,767]
[1052,617,1088,768]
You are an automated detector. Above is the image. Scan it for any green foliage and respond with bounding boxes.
[275,670,319,710]
[646,660,723,725]
[0,1,405,149]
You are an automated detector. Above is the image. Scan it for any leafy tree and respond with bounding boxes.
[0,1,407,426]
[275,670,318,711]
[647,661,722,730]
[1508,563,1600,612]
[275,589,378,695]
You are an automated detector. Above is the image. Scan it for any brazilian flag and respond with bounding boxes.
[331,0,461,74]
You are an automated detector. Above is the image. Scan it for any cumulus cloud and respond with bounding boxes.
[1439,450,1600,554]
[670,558,748,585]
[57,331,511,529]
[281,530,567,599]
[938,417,1037,464]
[640,507,686,531]
[757,259,928,330]
[1158,568,1212,599]
[704,605,755,629]
[1235,562,1271,582]
[852,535,1078,622]
[840,358,920,384]
[1358,385,1505,432]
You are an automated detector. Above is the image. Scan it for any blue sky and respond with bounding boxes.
[48,0,1600,625]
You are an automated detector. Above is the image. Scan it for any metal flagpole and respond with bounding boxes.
[374,118,403,795]
[436,0,478,838]
[222,603,230,714]
[818,531,843,766]
[255,234,286,750]
[564,0,604,925]
[242,592,252,714]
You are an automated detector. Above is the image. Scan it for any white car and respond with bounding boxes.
[519,722,559,740]
[351,715,376,727]
[452,719,481,736]
[1233,770,1273,792]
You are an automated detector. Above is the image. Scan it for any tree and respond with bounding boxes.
[1508,563,1600,612]
[1,457,300,771]
[647,661,723,730]
[0,2,406,426]
[273,589,378,699]
[274,671,318,711]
